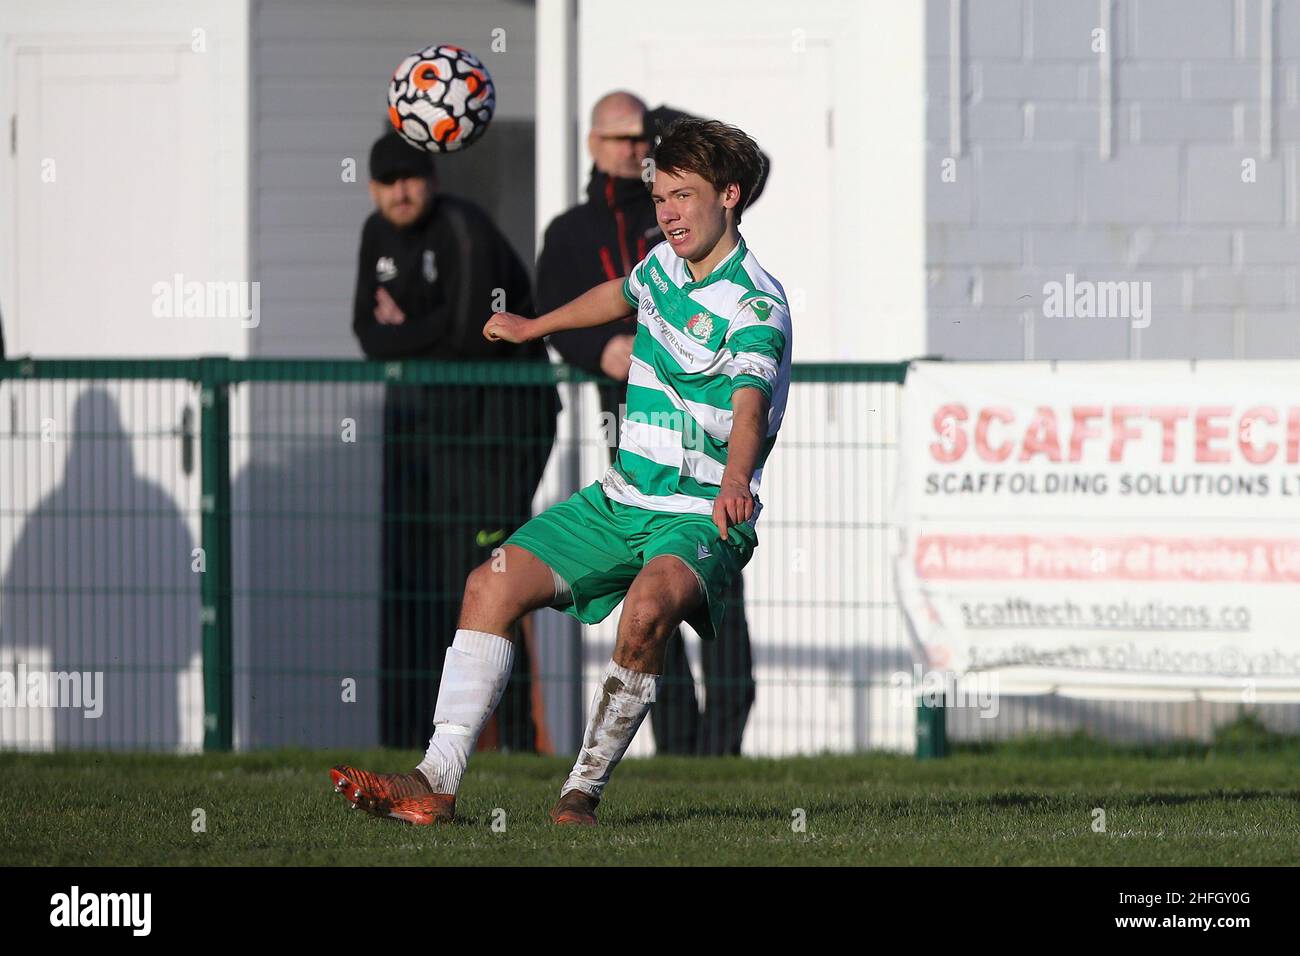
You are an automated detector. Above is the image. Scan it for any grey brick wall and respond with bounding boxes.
[927,0,1300,359]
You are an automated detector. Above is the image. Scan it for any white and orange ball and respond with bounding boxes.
[387,44,495,153]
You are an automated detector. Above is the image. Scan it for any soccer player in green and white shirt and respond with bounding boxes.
[330,118,791,826]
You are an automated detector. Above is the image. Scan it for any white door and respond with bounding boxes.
[0,1,250,751]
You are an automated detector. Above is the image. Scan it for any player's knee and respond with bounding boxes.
[621,593,677,647]
[615,626,665,674]
[462,560,510,614]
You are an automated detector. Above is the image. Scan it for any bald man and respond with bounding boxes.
[537,93,770,757]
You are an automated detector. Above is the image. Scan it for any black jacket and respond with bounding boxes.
[539,106,770,385]
[353,193,560,509]
[353,193,543,363]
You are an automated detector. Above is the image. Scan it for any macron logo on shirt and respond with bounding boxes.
[648,265,669,294]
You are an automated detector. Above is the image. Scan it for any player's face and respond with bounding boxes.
[370,174,433,228]
[652,169,737,261]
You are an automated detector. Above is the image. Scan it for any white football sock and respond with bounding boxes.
[563,659,661,799]
[416,629,514,794]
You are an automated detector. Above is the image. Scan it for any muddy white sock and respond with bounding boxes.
[416,629,514,794]
[563,660,661,800]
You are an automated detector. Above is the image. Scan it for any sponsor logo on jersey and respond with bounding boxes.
[686,313,714,341]
[648,265,670,294]
[733,357,770,380]
[653,314,695,366]
[376,256,398,282]
[741,297,776,322]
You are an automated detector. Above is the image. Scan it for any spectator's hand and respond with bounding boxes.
[483,311,535,344]
[712,476,754,542]
[599,334,635,382]
[374,287,406,326]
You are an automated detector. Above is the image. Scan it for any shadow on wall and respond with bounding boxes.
[0,387,200,751]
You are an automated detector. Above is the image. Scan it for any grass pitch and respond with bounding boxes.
[3,738,1298,866]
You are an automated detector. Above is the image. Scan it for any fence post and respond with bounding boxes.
[568,379,587,749]
[199,357,234,751]
[916,695,949,759]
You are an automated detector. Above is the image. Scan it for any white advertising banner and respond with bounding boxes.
[894,361,1300,701]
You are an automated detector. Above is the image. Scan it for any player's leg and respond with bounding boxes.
[332,481,639,824]
[330,544,557,824]
[551,554,703,824]
[414,475,653,802]
[412,545,558,792]
[550,511,759,822]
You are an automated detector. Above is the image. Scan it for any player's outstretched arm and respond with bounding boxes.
[484,277,632,344]
[713,386,770,541]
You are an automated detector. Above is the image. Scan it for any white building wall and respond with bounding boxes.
[572,0,927,364]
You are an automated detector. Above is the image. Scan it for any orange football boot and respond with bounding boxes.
[549,788,599,826]
[329,764,455,825]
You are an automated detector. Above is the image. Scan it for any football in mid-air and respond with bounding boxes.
[387,44,495,153]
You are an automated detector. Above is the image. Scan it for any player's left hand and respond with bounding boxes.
[712,477,754,541]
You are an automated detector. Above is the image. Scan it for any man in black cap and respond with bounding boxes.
[354,131,560,751]
[537,94,770,757]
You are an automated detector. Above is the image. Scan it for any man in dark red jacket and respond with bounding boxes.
[537,93,769,756]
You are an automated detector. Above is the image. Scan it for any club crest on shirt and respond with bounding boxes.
[423,249,438,283]
[375,256,398,282]
[686,312,714,342]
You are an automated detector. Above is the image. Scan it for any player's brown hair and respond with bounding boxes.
[652,118,765,225]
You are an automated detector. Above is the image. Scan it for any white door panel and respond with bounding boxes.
[15,43,246,357]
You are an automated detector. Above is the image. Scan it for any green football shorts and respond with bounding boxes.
[506,480,757,641]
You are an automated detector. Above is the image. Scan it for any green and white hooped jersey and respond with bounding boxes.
[602,235,792,521]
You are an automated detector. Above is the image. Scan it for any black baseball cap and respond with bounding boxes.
[369,130,436,184]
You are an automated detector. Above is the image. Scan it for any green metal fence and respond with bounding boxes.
[1,357,1296,758]
[0,358,911,757]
